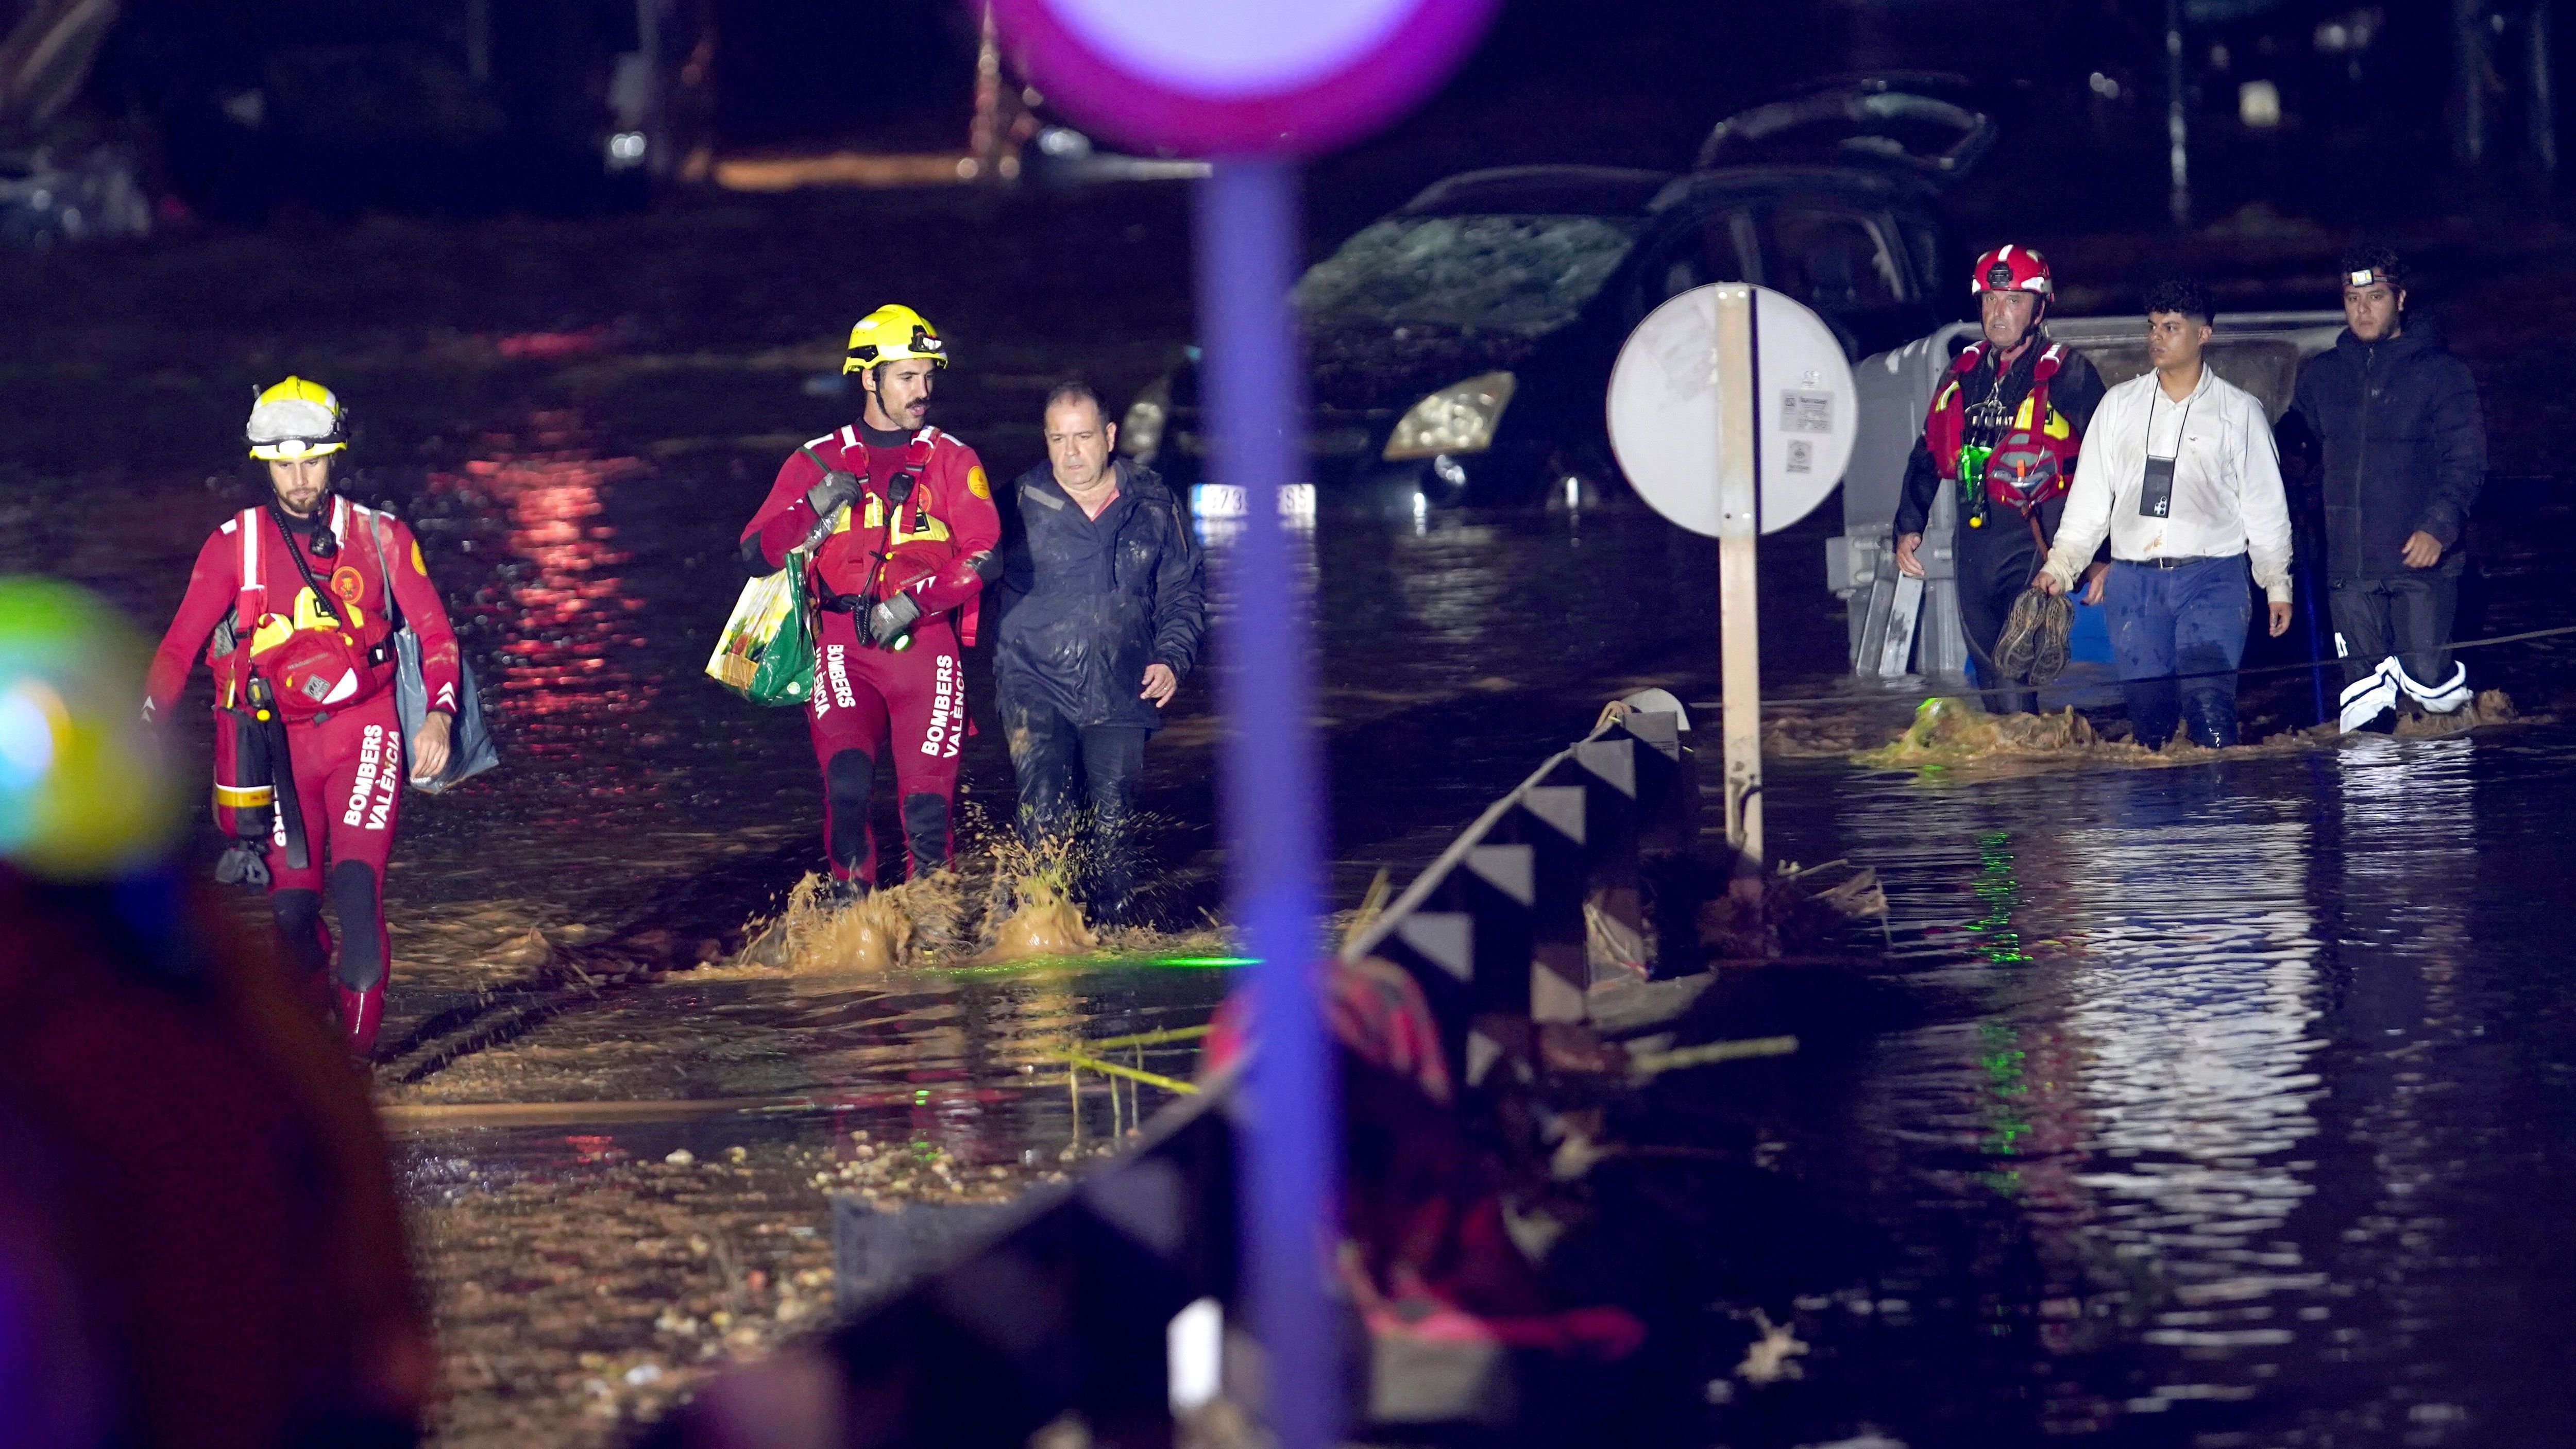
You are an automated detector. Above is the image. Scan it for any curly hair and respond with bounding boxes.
[2143,277,2215,328]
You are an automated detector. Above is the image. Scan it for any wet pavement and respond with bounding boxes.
[6,185,2575,1445]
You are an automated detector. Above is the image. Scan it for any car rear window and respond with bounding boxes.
[1295,215,1645,338]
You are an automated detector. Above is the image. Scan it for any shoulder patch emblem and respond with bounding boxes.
[411,542,428,575]
[967,465,990,499]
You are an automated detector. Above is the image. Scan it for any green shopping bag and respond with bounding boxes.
[706,553,818,707]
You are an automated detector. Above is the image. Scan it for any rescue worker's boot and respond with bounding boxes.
[337,983,385,1059]
[901,793,953,881]
[327,861,388,1059]
[271,888,336,1015]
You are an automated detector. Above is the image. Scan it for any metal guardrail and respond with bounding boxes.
[648,708,1706,1446]
[1338,707,1698,1089]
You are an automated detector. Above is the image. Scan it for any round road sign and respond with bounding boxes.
[1605,284,1857,537]
[991,0,1498,157]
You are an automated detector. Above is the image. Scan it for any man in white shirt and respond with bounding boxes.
[2038,279,2294,748]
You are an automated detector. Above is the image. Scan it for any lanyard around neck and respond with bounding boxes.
[2146,383,2198,463]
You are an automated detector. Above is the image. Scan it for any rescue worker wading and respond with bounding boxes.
[739,305,1002,892]
[1894,245,2107,712]
[144,378,463,1056]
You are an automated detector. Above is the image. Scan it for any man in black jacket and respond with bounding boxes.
[1893,245,2107,713]
[994,382,1207,920]
[2287,246,2487,732]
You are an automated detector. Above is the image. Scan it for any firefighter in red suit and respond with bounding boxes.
[144,377,462,1056]
[1892,245,2107,712]
[738,305,1002,892]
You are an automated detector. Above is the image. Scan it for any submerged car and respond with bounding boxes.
[1127,81,1988,509]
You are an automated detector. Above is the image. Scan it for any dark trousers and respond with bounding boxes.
[2104,554,2254,748]
[2329,555,2463,693]
[1957,518,2046,714]
[1002,696,1147,914]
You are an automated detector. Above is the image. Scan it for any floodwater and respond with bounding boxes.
[1666,723,2576,1448]
[7,185,2574,1446]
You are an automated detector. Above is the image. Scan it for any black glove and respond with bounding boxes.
[863,591,922,648]
[214,843,270,888]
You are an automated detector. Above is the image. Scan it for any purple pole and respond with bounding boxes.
[1194,156,1337,1449]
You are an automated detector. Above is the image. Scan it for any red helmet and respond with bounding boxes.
[1972,244,2053,297]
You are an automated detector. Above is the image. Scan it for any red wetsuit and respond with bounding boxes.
[147,497,461,1008]
[739,423,1001,885]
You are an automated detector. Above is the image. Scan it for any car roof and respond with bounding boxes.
[1696,76,1996,183]
[1396,166,1674,219]
[1648,163,1943,215]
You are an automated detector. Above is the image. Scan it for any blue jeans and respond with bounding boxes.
[2103,554,2255,748]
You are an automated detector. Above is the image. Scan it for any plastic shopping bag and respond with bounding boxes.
[707,561,816,707]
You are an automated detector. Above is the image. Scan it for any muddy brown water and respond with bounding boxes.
[9,190,2576,1446]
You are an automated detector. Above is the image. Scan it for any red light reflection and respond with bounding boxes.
[429,412,650,764]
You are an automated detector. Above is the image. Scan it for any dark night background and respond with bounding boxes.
[52,0,2557,247]
[9,6,2576,1448]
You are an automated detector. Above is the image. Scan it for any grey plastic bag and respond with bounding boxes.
[371,513,499,793]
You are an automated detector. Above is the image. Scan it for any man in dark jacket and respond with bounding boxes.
[2287,246,2487,732]
[994,382,1207,920]
[1893,245,2107,713]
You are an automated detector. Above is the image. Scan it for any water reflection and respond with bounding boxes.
[2303,737,2486,1438]
[2058,798,2325,1419]
[429,412,651,763]
[1837,771,2333,1436]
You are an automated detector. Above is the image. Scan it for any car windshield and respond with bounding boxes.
[1294,215,1644,337]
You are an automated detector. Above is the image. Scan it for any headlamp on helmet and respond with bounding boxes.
[246,376,349,462]
[1971,244,2054,297]
[842,304,949,375]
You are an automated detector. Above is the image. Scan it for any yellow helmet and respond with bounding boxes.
[245,376,348,461]
[842,305,948,375]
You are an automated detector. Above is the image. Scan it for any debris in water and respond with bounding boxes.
[2394,688,2519,737]
[1736,1308,1810,1384]
[1857,697,2103,767]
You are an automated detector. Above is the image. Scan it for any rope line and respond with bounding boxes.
[1696,620,2576,714]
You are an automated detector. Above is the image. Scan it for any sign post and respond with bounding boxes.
[990,4,1496,1445]
[1607,284,1856,892]
[1710,285,1763,884]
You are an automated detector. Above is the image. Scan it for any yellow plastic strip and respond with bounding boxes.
[213,784,274,807]
[1051,1049,1201,1096]
[1627,1034,1800,1079]
[1084,1023,1214,1052]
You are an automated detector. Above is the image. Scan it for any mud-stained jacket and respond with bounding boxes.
[993,460,1205,731]
[2286,321,2486,582]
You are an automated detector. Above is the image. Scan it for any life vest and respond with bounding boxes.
[810,430,985,644]
[1922,340,2084,516]
[214,501,398,721]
